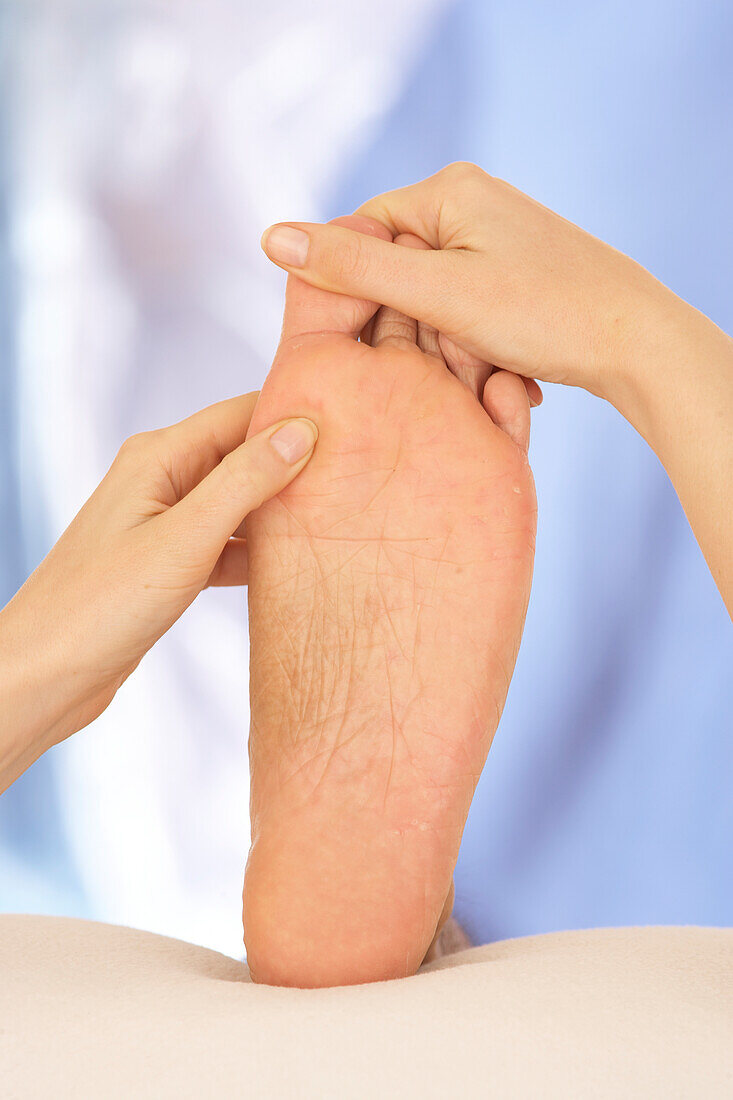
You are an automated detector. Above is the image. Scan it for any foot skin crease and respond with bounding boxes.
[243,217,536,988]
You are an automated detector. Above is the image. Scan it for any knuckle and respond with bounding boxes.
[115,431,155,466]
[442,160,487,185]
[219,451,263,505]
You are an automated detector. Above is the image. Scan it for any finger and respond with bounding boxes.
[354,164,476,245]
[482,370,531,453]
[261,220,468,349]
[164,417,318,567]
[206,538,249,587]
[439,333,493,401]
[130,393,262,498]
[262,164,496,361]
[382,232,443,359]
[279,215,393,344]
[163,392,259,458]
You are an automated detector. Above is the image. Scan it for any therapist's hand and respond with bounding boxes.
[260,162,702,407]
[261,162,733,609]
[0,393,317,792]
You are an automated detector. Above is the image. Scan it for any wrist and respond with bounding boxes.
[0,590,99,791]
[603,285,731,441]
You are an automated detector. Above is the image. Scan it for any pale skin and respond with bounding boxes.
[262,162,733,613]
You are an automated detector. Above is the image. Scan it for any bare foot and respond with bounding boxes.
[243,218,536,987]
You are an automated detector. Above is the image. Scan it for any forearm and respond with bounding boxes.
[0,593,93,794]
[612,300,733,611]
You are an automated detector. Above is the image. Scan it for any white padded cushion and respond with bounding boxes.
[1,916,731,1098]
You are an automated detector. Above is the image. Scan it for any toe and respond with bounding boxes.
[386,234,444,359]
[368,233,425,350]
[370,303,418,348]
[439,334,493,400]
[280,215,392,344]
[416,319,443,359]
[482,369,532,453]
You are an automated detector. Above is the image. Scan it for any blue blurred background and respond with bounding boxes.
[1,0,731,957]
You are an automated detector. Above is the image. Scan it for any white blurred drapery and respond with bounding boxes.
[7,0,450,956]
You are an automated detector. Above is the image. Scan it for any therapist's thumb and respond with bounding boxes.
[165,418,318,563]
[261,221,458,333]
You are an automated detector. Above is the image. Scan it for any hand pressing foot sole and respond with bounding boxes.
[243,218,536,987]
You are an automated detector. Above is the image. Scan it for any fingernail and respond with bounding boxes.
[262,226,310,268]
[269,419,318,464]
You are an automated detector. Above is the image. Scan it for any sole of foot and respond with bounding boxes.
[243,218,536,987]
